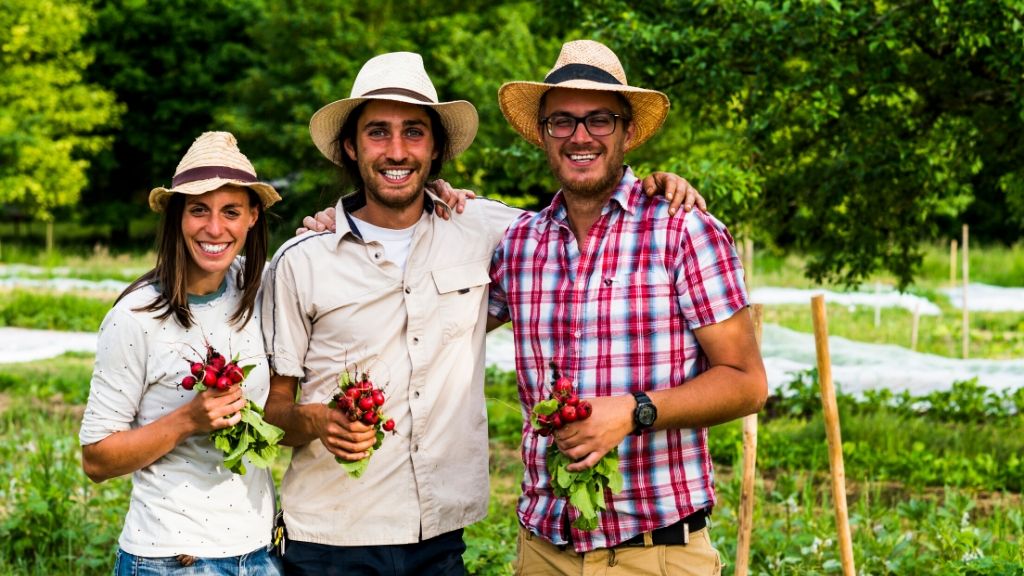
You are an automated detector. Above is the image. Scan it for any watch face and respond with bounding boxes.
[637,403,657,427]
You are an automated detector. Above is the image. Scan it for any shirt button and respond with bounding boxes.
[414,391,421,398]
[413,337,420,344]
[374,252,382,259]
[405,286,411,294]
[574,330,581,338]
[413,444,419,452]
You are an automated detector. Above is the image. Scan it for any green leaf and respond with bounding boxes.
[337,447,374,478]
[532,399,560,416]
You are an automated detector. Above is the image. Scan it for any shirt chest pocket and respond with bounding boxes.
[432,259,491,344]
[599,269,675,338]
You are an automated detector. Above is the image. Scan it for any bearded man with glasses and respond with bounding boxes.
[488,40,768,575]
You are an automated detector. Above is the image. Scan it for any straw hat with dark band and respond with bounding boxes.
[148,132,281,212]
[309,52,479,166]
[498,39,670,152]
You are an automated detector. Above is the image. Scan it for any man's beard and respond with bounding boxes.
[362,164,428,211]
[549,144,624,199]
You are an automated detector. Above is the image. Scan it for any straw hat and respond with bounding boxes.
[309,52,478,166]
[148,132,281,212]
[498,40,670,152]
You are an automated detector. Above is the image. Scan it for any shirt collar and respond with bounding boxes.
[547,165,639,225]
[334,188,451,245]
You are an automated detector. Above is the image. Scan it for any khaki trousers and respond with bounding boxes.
[514,525,722,576]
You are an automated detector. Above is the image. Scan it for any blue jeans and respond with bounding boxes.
[114,546,282,576]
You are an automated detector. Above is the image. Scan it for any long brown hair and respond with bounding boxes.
[116,189,268,329]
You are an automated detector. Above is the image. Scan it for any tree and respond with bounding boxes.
[547,0,1024,287]
[0,0,121,222]
[218,0,565,235]
[82,0,263,243]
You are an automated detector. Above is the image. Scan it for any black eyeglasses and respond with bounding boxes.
[540,112,627,138]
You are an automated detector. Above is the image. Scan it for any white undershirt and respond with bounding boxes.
[350,214,416,270]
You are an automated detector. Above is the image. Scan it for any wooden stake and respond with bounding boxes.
[743,237,754,290]
[962,224,969,359]
[910,302,920,352]
[950,239,958,287]
[873,282,881,327]
[734,303,763,576]
[810,295,856,576]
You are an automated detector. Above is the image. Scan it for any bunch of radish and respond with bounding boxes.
[531,362,623,531]
[178,342,283,475]
[533,375,593,437]
[329,369,394,477]
[180,345,245,392]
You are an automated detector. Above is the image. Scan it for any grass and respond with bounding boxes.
[0,356,1022,574]
[751,241,1024,290]
[0,290,114,333]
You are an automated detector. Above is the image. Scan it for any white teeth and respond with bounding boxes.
[383,169,412,180]
[569,154,597,162]
[199,242,228,254]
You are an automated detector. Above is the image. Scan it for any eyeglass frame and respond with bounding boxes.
[539,112,630,139]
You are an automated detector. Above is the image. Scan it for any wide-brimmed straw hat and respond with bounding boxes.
[309,51,478,166]
[498,39,670,152]
[148,132,281,212]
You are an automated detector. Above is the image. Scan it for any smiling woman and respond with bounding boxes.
[78,132,285,575]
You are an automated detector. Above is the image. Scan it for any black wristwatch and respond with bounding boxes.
[632,391,657,435]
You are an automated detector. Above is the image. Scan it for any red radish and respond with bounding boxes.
[576,401,592,420]
[560,405,578,422]
[210,354,226,371]
[181,376,196,390]
[203,370,217,387]
[227,366,244,384]
[190,362,204,376]
[553,377,573,399]
[383,419,395,432]
[358,396,375,411]
[216,376,231,390]
[565,393,579,406]
[371,389,385,406]
[551,413,563,429]
[345,387,362,400]
[361,411,379,425]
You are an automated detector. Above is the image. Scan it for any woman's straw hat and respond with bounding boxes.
[148,132,281,212]
[309,52,478,166]
[498,40,670,152]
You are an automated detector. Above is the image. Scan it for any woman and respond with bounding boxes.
[80,131,283,574]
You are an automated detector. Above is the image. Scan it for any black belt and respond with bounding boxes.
[617,509,707,547]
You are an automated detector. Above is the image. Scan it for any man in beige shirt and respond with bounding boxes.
[262,51,521,574]
[263,51,700,575]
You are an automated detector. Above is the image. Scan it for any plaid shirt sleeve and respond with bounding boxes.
[674,210,749,329]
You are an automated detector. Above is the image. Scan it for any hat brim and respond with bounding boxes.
[148,178,282,213]
[497,80,669,152]
[309,95,479,166]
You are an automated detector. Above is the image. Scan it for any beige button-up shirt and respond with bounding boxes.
[262,191,521,546]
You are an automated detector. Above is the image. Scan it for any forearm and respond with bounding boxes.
[649,364,767,430]
[263,375,326,447]
[81,408,196,483]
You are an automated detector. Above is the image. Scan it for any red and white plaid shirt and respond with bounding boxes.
[489,167,748,552]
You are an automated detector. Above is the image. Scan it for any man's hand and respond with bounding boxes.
[641,172,707,216]
[553,394,635,472]
[427,178,476,218]
[316,405,378,461]
[296,206,337,235]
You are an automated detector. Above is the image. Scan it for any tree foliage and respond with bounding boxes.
[7,0,1017,286]
[0,0,121,220]
[81,0,261,239]
[550,0,1024,287]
